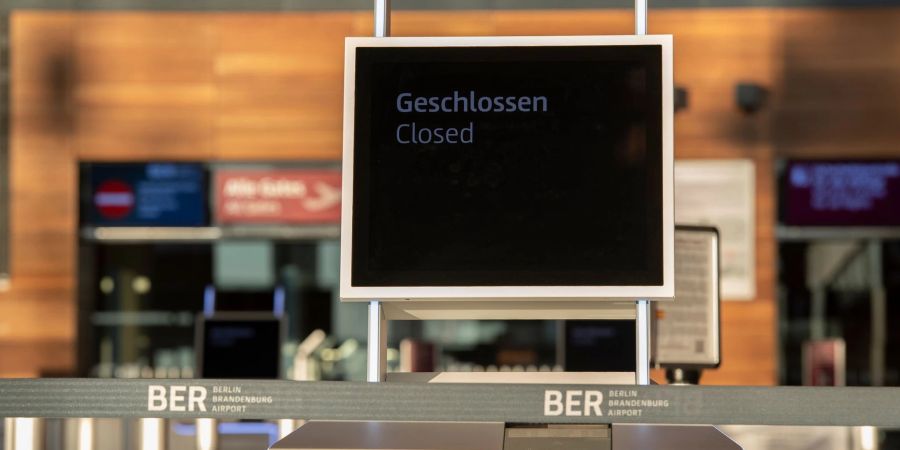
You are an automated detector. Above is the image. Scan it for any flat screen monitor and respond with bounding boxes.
[782,160,900,227]
[197,314,283,379]
[341,36,674,301]
[560,320,636,372]
[81,162,207,227]
[652,226,721,368]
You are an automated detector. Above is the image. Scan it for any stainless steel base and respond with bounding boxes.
[270,421,741,450]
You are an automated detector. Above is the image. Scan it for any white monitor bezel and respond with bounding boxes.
[341,35,674,302]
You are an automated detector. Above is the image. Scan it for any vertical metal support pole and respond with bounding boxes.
[195,418,217,450]
[366,0,391,385]
[868,240,886,387]
[3,418,13,450]
[278,419,299,440]
[635,0,648,36]
[633,0,651,386]
[76,418,95,450]
[137,418,166,450]
[367,300,388,382]
[374,0,391,38]
[635,300,651,385]
[5,418,43,450]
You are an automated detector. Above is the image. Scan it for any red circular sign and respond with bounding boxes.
[94,180,135,220]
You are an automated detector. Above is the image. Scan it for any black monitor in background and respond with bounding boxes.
[559,320,636,372]
[197,313,283,379]
[780,160,900,226]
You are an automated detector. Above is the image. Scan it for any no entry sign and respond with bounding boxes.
[94,180,135,220]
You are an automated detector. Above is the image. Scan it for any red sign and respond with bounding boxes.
[802,339,846,387]
[215,170,342,224]
[94,180,135,220]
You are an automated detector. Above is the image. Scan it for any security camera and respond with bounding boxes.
[735,82,768,114]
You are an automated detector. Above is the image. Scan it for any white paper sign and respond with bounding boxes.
[654,228,720,367]
[674,160,756,300]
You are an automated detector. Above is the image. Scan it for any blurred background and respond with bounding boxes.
[0,0,898,392]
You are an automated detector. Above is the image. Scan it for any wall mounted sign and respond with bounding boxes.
[86,163,207,227]
[674,160,755,301]
[341,35,674,302]
[784,160,900,226]
[214,169,341,224]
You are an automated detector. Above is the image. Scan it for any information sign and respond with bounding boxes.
[87,163,207,227]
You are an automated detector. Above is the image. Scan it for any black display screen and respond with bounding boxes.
[200,319,281,379]
[782,160,900,226]
[564,320,636,372]
[352,45,663,287]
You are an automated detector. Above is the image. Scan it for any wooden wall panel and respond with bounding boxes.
[215,14,353,160]
[5,7,898,382]
[73,14,217,160]
[2,12,77,377]
[773,9,900,158]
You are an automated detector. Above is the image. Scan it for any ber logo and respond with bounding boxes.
[94,180,135,220]
[148,385,207,412]
[544,390,603,417]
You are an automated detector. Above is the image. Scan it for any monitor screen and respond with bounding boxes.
[199,317,282,379]
[562,320,636,372]
[783,160,900,226]
[83,162,207,227]
[343,36,673,299]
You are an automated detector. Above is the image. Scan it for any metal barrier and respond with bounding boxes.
[2,379,900,427]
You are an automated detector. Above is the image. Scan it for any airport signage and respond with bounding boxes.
[4,379,900,426]
[87,163,207,226]
[784,160,900,226]
[215,169,341,225]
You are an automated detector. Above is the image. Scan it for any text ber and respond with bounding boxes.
[544,390,604,416]
[147,385,208,412]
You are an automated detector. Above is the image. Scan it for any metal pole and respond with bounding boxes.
[635,300,651,385]
[633,0,651,387]
[137,418,167,450]
[366,0,391,384]
[868,241,885,387]
[4,418,43,450]
[76,418,95,450]
[635,0,648,35]
[367,300,388,382]
[195,418,217,450]
[374,0,391,38]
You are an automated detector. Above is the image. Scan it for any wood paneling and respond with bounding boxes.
[773,9,900,158]
[5,7,899,382]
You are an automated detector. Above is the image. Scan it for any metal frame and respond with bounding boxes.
[362,0,658,386]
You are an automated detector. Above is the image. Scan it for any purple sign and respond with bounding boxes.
[785,160,900,226]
